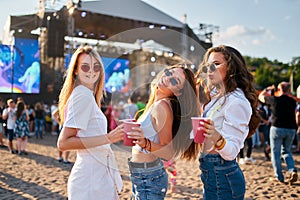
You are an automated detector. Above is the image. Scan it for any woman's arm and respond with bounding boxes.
[25,110,30,121]
[57,125,124,151]
[129,100,174,160]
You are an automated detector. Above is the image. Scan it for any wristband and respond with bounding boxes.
[215,137,226,150]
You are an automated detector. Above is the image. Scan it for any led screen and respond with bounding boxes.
[0,38,40,93]
[102,57,130,93]
[65,54,130,93]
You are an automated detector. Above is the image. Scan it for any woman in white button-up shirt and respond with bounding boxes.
[195,45,260,200]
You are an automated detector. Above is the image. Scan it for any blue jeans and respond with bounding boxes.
[259,124,270,146]
[252,128,261,147]
[199,154,245,200]
[35,119,44,139]
[128,158,168,200]
[270,126,297,181]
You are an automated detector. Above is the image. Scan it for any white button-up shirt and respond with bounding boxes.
[202,88,252,160]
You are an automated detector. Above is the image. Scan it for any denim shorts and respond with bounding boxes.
[128,158,168,200]
[199,154,245,200]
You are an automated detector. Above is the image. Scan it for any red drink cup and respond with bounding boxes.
[123,121,141,146]
[191,117,210,143]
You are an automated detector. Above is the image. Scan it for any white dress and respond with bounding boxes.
[64,85,123,200]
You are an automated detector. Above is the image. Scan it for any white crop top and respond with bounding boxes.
[133,99,171,153]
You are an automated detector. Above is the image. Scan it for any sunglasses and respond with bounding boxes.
[164,68,179,86]
[201,63,217,73]
[80,64,101,73]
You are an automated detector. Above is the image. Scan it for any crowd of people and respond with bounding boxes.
[1,44,299,200]
[0,98,69,160]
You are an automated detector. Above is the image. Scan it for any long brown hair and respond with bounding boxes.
[142,64,199,160]
[195,45,260,138]
[58,46,105,123]
[16,101,25,119]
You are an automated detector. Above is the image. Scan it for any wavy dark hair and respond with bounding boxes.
[195,45,260,138]
[141,64,199,160]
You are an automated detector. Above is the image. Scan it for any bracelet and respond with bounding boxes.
[141,138,148,149]
[141,138,151,152]
[148,139,151,152]
[215,138,226,150]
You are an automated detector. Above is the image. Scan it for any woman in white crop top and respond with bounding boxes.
[127,64,199,200]
[195,45,260,200]
[57,46,124,200]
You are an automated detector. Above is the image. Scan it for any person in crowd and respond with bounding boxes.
[251,125,261,148]
[239,136,255,165]
[44,104,52,133]
[28,104,35,133]
[296,103,300,153]
[120,95,138,120]
[52,108,70,164]
[134,96,146,119]
[33,102,45,139]
[0,97,6,148]
[51,100,59,135]
[106,105,119,132]
[258,82,298,184]
[57,45,124,200]
[127,64,199,199]
[162,158,179,193]
[258,100,271,160]
[2,99,17,154]
[13,101,30,155]
[195,45,260,199]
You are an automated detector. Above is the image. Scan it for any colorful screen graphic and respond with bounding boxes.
[65,54,130,93]
[0,38,40,93]
[102,57,130,93]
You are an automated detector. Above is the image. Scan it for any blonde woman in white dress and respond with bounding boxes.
[57,46,124,200]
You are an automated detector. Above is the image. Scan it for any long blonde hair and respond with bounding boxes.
[58,46,105,123]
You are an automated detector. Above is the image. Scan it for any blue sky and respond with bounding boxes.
[1,0,299,63]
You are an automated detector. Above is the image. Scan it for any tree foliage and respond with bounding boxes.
[244,56,300,93]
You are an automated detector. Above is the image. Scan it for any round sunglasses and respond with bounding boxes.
[80,63,101,73]
[201,63,217,73]
[164,68,179,86]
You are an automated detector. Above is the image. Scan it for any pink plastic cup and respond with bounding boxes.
[123,121,141,146]
[191,117,210,143]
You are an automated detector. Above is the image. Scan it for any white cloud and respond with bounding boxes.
[213,25,276,46]
[252,39,261,45]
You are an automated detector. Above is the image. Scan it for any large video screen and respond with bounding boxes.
[102,57,130,93]
[65,54,130,93]
[0,38,40,94]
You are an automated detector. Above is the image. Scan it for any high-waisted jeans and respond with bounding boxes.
[199,154,245,200]
[128,158,168,200]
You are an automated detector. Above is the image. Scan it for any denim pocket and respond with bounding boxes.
[226,167,245,199]
[149,170,168,194]
[130,169,168,199]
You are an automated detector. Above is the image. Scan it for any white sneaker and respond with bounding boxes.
[245,157,255,163]
[239,158,246,165]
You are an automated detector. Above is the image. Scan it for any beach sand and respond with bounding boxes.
[1,133,299,200]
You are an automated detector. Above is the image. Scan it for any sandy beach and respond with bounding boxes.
[1,133,299,200]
